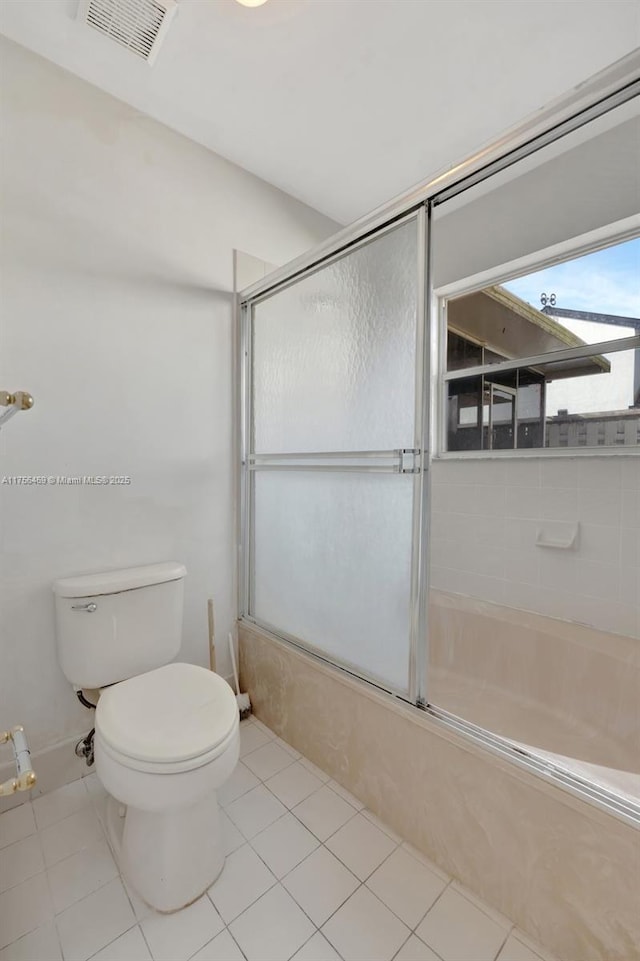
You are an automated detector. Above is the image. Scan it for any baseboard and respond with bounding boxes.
[0,732,90,813]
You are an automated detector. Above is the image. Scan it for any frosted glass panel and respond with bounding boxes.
[252,471,414,691]
[252,219,418,453]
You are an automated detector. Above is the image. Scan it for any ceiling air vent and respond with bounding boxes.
[77,0,178,65]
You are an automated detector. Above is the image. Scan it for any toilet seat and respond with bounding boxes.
[96,662,238,774]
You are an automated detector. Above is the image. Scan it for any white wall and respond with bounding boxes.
[0,37,337,754]
[430,456,640,640]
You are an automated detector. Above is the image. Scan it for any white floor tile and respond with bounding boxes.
[89,926,152,961]
[83,772,107,798]
[249,719,276,740]
[282,847,359,927]
[55,878,135,961]
[0,872,54,949]
[415,888,508,961]
[140,893,224,961]
[225,785,287,839]
[0,920,62,961]
[217,762,260,807]
[242,742,295,781]
[291,931,341,961]
[273,736,302,759]
[239,724,270,758]
[251,813,319,879]
[190,928,245,961]
[220,810,245,856]
[326,813,396,881]
[327,781,365,811]
[393,934,441,961]
[47,838,118,914]
[449,880,513,931]
[266,762,323,809]
[40,807,103,868]
[0,804,36,850]
[361,810,402,844]
[207,843,276,923]
[497,932,555,961]
[292,786,357,842]
[400,843,450,882]
[33,780,89,831]
[512,931,558,961]
[366,847,447,928]
[0,834,44,894]
[229,884,315,961]
[322,886,410,961]
[298,758,331,783]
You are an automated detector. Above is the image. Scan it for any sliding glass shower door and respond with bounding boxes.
[242,214,426,696]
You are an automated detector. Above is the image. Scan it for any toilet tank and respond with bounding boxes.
[53,562,187,689]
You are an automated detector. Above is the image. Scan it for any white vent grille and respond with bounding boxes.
[77,0,177,64]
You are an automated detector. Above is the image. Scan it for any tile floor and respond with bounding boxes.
[0,717,558,961]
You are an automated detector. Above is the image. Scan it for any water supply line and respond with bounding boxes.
[75,689,97,766]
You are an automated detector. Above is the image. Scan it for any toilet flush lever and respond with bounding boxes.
[71,602,97,613]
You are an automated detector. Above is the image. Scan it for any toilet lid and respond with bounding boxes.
[96,663,238,764]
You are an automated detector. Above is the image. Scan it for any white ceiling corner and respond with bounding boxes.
[0,0,638,224]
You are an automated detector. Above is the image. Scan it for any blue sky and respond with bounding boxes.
[504,237,640,319]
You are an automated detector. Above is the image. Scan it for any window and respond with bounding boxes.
[442,237,640,452]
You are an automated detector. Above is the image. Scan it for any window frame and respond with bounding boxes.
[433,214,640,459]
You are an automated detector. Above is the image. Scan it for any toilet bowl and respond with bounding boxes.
[94,663,239,912]
[52,562,240,913]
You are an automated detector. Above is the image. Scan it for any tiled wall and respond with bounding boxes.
[239,623,640,961]
[429,455,640,639]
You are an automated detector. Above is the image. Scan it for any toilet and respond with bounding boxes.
[52,562,239,913]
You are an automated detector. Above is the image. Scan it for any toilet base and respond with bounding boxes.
[107,791,224,913]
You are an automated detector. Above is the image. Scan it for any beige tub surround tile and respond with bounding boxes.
[239,622,640,961]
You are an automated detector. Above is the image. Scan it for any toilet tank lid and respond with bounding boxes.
[53,562,187,598]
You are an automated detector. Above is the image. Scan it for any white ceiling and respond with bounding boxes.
[0,0,638,224]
